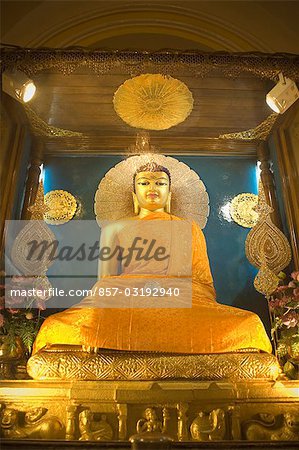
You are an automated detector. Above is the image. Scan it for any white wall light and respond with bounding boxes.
[266,72,299,114]
[2,70,36,103]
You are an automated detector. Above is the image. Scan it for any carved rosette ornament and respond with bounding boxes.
[230,193,259,228]
[44,190,77,225]
[245,181,292,296]
[113,74,193,130]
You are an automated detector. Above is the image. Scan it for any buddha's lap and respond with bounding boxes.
[34,295,272,354]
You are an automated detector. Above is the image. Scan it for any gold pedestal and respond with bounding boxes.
[1,347,298,442]
[0,378,299,442]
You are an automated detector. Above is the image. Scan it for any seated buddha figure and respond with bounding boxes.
[33,161,272,355]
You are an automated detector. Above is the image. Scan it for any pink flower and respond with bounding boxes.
[35,300,46,311]
[288,281,297,288]
[7,308,20,315]
[269,297,288,310]
[282,311,298,328]
[291,271,299,282]
[276,285,289,292]
[6,292,25,308]
[11,275,28,283]
[0,313,4,327]
[294,288,299,298]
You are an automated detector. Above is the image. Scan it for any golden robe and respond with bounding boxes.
[33,212,272,354]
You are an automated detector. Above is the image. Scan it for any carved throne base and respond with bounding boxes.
[2,347,298,444]
[27,345,281,381]
[1,378,298,443]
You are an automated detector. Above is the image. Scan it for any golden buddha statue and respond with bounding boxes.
[33,159,272,356]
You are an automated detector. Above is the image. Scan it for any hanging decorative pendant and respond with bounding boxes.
[245,181,291,296]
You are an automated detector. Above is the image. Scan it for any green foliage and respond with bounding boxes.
[0,309,44,356]
[268,271,299,379]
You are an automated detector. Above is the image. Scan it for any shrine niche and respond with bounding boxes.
[0,48,299,447]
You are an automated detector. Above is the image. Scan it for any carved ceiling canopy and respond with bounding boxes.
[2,48,299,81]
[2,48,299,149]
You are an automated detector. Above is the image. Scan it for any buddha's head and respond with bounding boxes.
[132,162,171,215]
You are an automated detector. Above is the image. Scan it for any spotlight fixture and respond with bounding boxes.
[266,72,299,114]
[2,70,36,103]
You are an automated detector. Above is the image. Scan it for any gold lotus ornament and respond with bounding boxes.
[113,74,193,130]
[230,193,259,228]
[44,190,77,225]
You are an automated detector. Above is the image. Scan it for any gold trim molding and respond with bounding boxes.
[24,106,83,137]
[219,113,279,141]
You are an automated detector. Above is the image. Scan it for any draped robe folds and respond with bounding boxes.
[33,212,272,354]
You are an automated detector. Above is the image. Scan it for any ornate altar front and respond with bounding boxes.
[1,378,299,443]
[1,49,299,447]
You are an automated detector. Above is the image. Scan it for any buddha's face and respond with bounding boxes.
[134,171,170,211]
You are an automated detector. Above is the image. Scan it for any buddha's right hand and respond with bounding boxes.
[82,345,99,354]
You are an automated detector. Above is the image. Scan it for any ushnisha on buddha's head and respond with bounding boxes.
[132,162,171,216]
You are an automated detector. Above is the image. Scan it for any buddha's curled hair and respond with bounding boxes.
[133,161,171,191]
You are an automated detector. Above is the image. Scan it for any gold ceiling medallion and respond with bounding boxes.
[113,74,193,130]
[44,190,77,225]
[95,154,209,229]
[245,182,291,295]
[230,193,259,228]
[219,113,279,141]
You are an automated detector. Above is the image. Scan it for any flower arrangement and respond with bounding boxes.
[0,276,52,357]
[268,271,299,379]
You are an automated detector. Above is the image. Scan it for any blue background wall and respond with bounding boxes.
[43,154,270,332]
